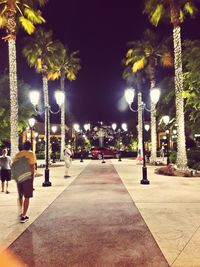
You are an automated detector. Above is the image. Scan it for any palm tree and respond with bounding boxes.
[48,44,81,160]
[144,0,199,168]
[0,0,47,157]
[22,28,62,164]
[124,29,172,163]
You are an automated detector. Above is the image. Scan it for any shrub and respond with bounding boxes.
[155,164,175,176]
[169,150,177,164]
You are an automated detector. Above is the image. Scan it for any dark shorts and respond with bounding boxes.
[0,169,11,182]
[17,179,33,198]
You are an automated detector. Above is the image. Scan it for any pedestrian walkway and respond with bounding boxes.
[9,161,168,267]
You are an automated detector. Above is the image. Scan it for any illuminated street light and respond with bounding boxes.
[30,90,64,187]
[51,126,57,163]
[124,87,160,184]
[112,123,117,131]
[121,123,127,132]
[73,123,80,155]
[28,117,36,151]
[162,115,170,165]
[144,124,150,132]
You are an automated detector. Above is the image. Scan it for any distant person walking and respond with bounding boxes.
[64,146,72,178]
[160,144,165,161]
[0,148,12,194]
[13,141,37,223]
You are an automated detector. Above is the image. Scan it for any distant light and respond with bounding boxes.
[51,125,57,133]
[144,124,150,132]
[121,123,127,131]
[73,123,80,132]
[112,123,117,131]
[28,117,36,128]
[162,115,170,125]
[84,123,90,131]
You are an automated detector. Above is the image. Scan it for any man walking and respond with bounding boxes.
[13,141,37,223]
[0,148,12,193]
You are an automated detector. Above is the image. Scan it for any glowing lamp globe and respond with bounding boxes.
[162,115,170,125]
[121,123,127,131]
[112,123,117,131]
[124,88,135,105]
[150,88,160,104]
[73,123,80,132]
[55,91,65,106]
[28,117,36,128]
[29,91,40,106]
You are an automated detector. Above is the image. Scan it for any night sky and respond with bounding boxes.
[1,0,200,126]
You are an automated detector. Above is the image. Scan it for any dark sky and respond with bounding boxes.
[42,0,148,125]
[1,0,200,126]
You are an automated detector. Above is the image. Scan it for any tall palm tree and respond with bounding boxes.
[124,29,172,163]
[48,44,81,160]
[144,0,199,168]
[0,0,47,157]
[22,28,62,164]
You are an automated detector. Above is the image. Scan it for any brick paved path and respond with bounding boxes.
[9,161,169,267]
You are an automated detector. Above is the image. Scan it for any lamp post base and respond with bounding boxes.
[42,169,52,187]
[140,166,150,185]
[42,181,52,187]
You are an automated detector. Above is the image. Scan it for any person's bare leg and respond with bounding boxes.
[1,181,4,192]
[6,181,9,193]
[22,198,30,216]
[18,197,23,214]
[65,167,69,176]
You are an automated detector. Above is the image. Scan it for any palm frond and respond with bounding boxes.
[132,57,145,73]
[150,4,164,26]
[24,8,45,24]
[47,71,60,81]
[0,15,7,28]
[184,2,198,17]
[161,52,173,67]
[0,5,7,16]
[19,16,35,34]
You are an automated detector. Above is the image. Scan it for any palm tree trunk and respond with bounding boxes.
[137,91,143,159]
[42,75,51,165]
[8,39,19,158]
[173,25,187,169]
[60,73,65,161]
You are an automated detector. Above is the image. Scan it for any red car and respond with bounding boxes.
[89,147,119,160]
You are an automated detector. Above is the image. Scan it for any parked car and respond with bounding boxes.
[89,147,119,160]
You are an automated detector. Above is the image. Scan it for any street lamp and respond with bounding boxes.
[118,123,128,162]
[162,115,170,165]
[125,87,160,184]
[29,90,64,187]
[73,123,80,156]
[28,117,36,151]
[51,125,57,163]
[84,123,90,132]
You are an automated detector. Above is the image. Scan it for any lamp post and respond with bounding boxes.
[29,90,64,187]
[144,123,150,162]
[28,117,36,151]
[125,87,160,184]
[51,125,57,163]
[73,123,80,159]
[118,123,127,162]
[162,115,170,165]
